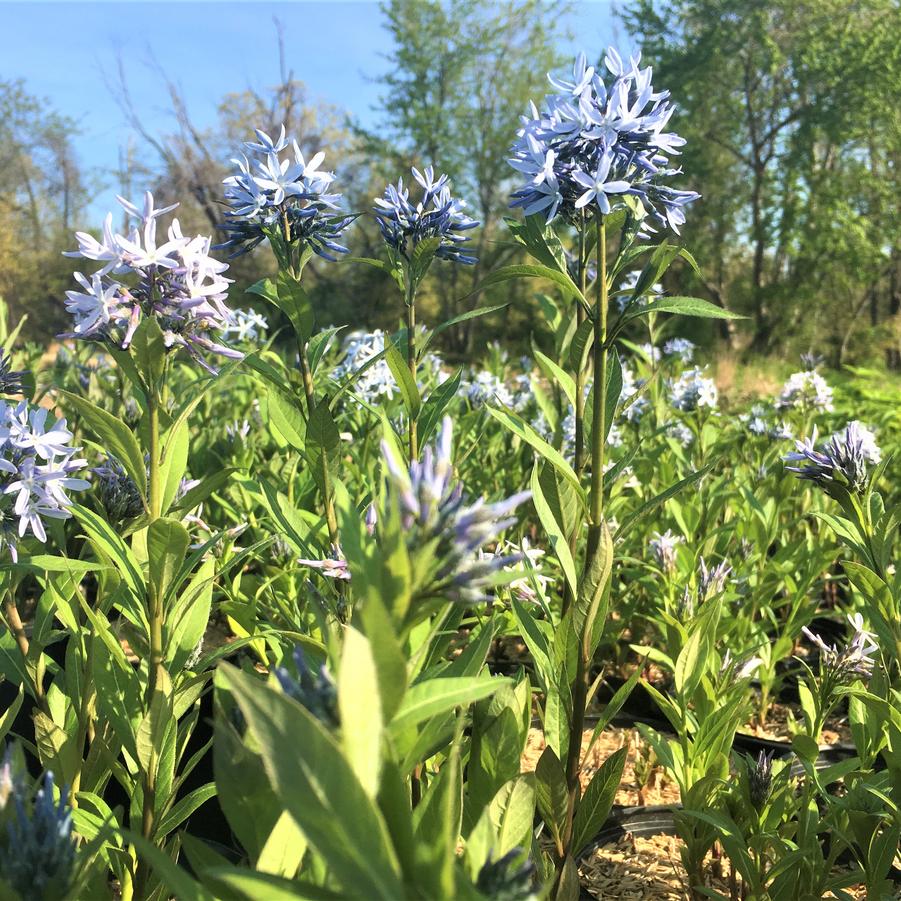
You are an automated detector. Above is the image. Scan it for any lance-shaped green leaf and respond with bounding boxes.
[466,777,534,880]
[0,686,23,743]
[674,597,722,700]
[385,341,421,419]
[256,810,307,878]
[266,385,306,451]
[159,413,189,514]
[249,273,316,344]
[412,729,462,897]
[570,746,627,856]
[343,256,405,291]
[306,326,343,374]
[306,399,340,452]
[615,463,714,539]
[409,235,442,285]
[136,666,174,781]
[338,627,382,799]
[534,746,569,852]
[124,833,215,901]
[147,517,191,605]
[475,264,583,304]
[505,213,568,273]
[357,591,407,724]
[532,341,575,407]
[623,295,746,322]
[568,318,593,374]
[419,368,463,447]
[202,869,325,900]
[585,665,645,759]
[58,391,147,497]
[431,302,510,339]
[131,315,166,388]
[530,463,578,598]
[575,519,613,651]
[169,468,237,518]
[604,349,623,441]
[388,676,511,736]
[220,664,403,899]
[71,503,144,596]
[486,405,586,507]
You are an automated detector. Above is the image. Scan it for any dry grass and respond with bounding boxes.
[712,352,784,403]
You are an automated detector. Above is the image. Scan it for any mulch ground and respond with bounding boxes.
[521,726,879,900]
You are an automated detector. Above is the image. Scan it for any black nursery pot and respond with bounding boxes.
[584,803,678,847]
[576,805,679,901]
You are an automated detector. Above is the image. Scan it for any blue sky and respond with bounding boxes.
[5,1,621,221]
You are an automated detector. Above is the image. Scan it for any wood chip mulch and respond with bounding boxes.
[578,835,874,900]
[522,727,877,900]
[521,725,679,806]
[579,833,733,900]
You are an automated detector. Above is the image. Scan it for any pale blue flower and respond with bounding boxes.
[275,647,339,727]
[830,421,880,464]
[620,365,648,421]
[222,308,268,343]
[463,371,515,408]
[93,457,143,523]
[669,367,717,411]
[572,151,631,212]
[649,529,682,574]
[0,401,88,554]
[64,193,240,370]
[381,417,530,603]
[0,769,75,901]
[332,330,397,403]
[221,126,355,260]
[802,613,878,683]
[509,49,699,228]
[784,422,879,494]
[663,337,695,363]
[776,370,833,413]
[374,165,479,265]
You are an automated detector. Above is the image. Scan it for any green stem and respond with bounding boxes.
[560,215,609,881]
[3,588,49,715]
[146,385,164,693]
[406,283,419,460]
[137,380,165,898]
[280,211,340,549]
[69,630,96,804]
[573,218,588,479]
[587,214,608,558]
[298,351,340,547]
[563,223,589,620]
[647,315,659,427]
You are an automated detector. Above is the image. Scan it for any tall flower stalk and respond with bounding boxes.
[222,126,356,547]
[373,165,478,459]
[501,49,722,895]
[64,191,242,897]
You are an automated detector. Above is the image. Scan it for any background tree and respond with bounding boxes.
[357,0,572,354]
[110,22,359,332]
[0,80,89,339]
[623,0,901,362]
